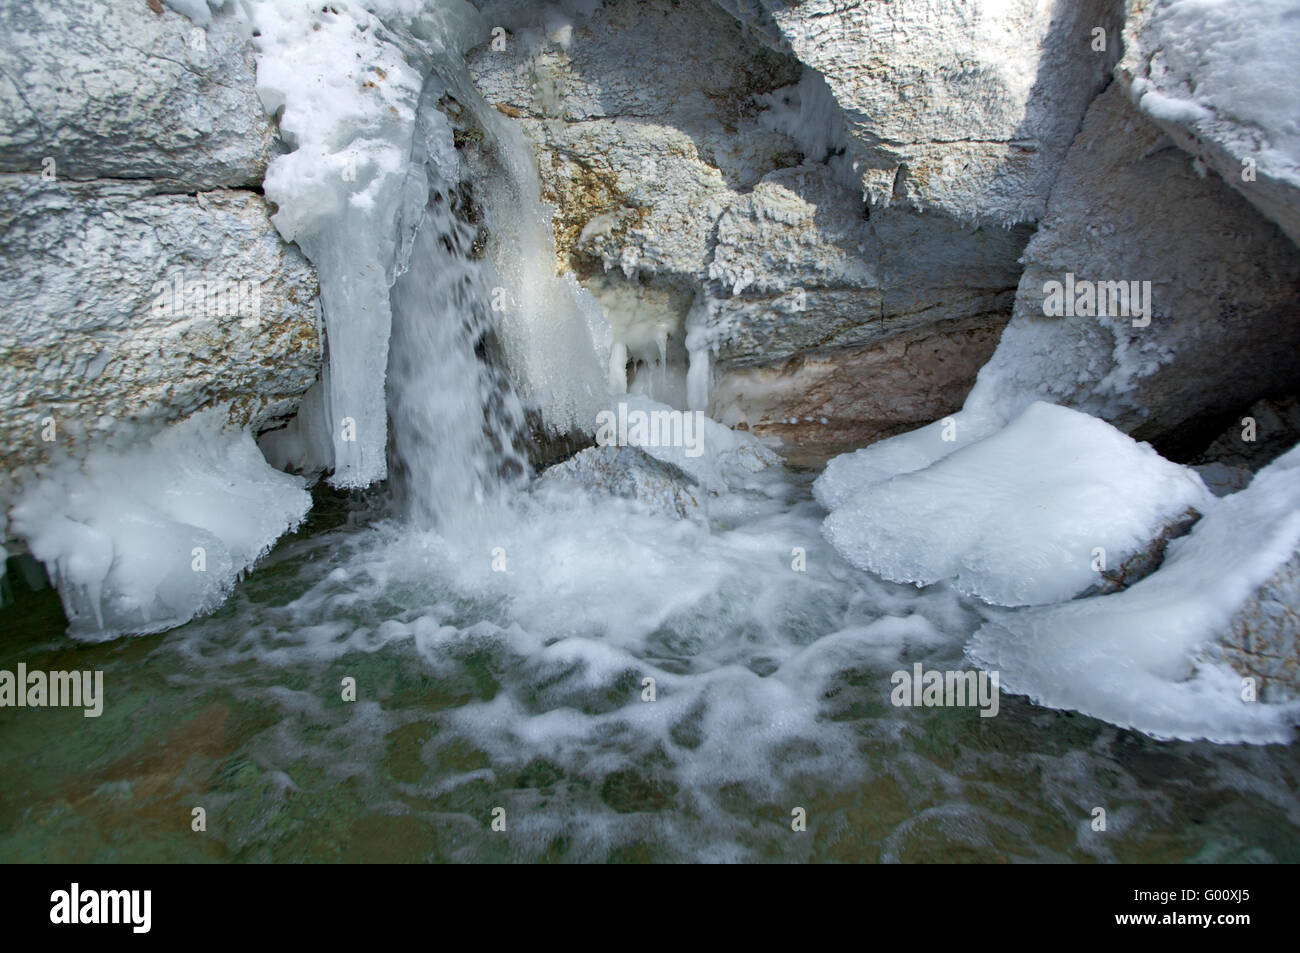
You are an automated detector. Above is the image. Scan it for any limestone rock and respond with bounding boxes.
[466,0,1036,453]
[722,0,1127,223]
[700,164,1030,367]
[965,84,1300,456]
[1116,0,1300,247]
[709,319,1005,466]
[1217,551,1300,702]
[0,0,276,189]
[468,0,803,283]
[0,175,322,496]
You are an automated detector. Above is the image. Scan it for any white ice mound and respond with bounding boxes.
[820,402,1215,606]
[967,444,1300,744]
[813,406,1003,511]
[9,411,311,641]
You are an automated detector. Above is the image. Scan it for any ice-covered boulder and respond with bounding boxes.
[1117,0,1300,247]
[819,402,1214,607]
[967,444,1300,743]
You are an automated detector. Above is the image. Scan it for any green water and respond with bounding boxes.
[2,484,1298,863]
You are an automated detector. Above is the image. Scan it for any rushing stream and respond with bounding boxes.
[4,473,1300,863]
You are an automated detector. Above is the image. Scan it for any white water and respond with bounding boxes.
[385,84,530,527]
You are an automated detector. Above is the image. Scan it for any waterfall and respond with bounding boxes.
[383,52,611,526]
[385,83,530,528]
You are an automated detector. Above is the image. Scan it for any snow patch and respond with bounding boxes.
[968,444,1300,744]
[820,402,1214,607]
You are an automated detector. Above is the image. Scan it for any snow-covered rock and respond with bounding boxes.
[1117,0,1300,247]
[968,443,1300,743]
[0,0,328,628]
[820,401,1214,607]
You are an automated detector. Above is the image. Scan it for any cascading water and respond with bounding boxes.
[385,84,530,528]
[384,43,612,525]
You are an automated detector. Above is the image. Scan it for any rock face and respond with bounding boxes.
[709,318,1005,466]
[716,0,1128,224]
[0,0,276,189]
[0,177,321,485]
[467,0,1040,455]
[964,83,1300,457]
[0,0,321,547]
[702,165,1031,368]
[1117,0,1300,247]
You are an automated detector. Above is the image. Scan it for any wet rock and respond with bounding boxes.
[538,445,703,519]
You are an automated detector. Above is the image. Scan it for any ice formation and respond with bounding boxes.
[250,0,607,476]
[820,402,1214,606]
[8,411,311,640]
[247,0,439,487]
[968,445,1300,743]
